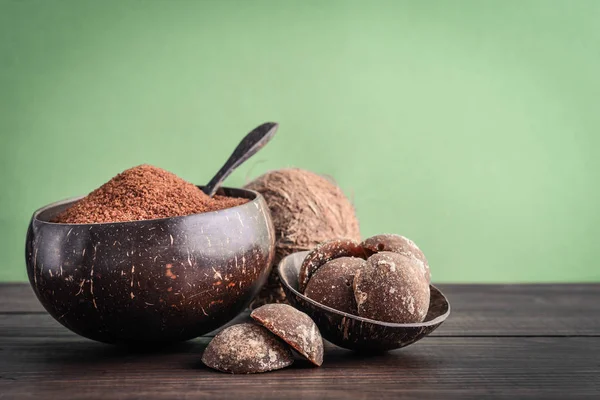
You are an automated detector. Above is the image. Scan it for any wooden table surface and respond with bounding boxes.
[1,283,599,399]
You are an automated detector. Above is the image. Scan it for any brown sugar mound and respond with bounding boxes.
[54,165,249,224]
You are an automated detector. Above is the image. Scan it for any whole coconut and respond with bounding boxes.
[245,168,361,306]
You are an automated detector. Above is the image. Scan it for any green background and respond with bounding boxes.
[1,0,598,283]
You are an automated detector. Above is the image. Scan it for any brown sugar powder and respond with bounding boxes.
[53,165,249,224]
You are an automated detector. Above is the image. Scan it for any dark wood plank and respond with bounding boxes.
[438,284,600,336]
[1,336,598,399]
[3,283,600,336]
[1,284,599,399]
[0,283,43,313]
[0,313,253,339]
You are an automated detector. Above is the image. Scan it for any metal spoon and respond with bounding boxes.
[202,122,279,197]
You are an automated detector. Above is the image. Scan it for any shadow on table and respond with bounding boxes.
[189,343,437,373]
[35,335,437,374]
[34,338,207,366]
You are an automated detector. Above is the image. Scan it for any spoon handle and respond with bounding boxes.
[203,122,279,197]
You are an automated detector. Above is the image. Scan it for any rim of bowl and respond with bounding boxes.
[278,251,451,328]
[32,186,264,227]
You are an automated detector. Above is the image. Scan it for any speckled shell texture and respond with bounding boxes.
[251,303,324,366]
[278,252,450,352]
[202,323,293,374]
[25,187,275,344]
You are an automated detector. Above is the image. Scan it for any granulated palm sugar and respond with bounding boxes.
[54,165,249,224]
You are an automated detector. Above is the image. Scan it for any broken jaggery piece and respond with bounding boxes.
[201,323,293,374]
[251,304,324,366]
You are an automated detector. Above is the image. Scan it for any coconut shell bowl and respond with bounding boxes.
[25,187,275,345]
[278,251,450,352]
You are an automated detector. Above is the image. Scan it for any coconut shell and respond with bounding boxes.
[245,169,361,306]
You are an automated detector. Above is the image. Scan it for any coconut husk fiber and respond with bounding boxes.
[245,168,361,307]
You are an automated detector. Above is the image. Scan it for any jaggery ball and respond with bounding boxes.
[354,252,430,323]
[304,257,365,315]
[361,234,430,282]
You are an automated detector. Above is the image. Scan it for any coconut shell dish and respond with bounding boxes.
[25,186,275,344]
[278,251,450,352]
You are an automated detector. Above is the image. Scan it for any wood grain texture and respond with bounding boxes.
[439,284,600,336]
[1,284,600,399]
[3,283,600,336]
[0,283,43,313]
[0,337,599,399]
[0,313,254,338]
